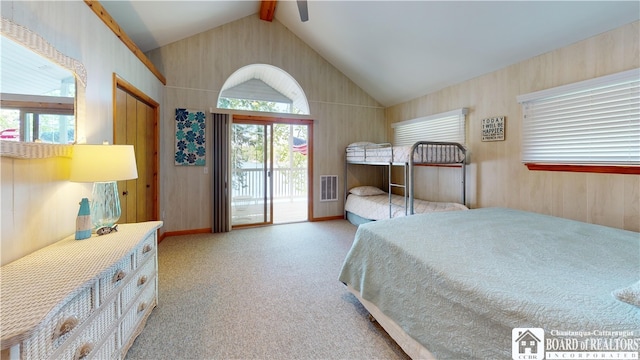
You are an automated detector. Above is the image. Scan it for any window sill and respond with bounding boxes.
[525,163,640,175]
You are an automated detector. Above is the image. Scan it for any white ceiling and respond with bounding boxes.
[1,36,75,96]
[100,1,640,107]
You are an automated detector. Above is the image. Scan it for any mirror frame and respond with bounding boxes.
[0,17,86,159]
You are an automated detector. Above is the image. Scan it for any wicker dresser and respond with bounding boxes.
[0,221,163,360]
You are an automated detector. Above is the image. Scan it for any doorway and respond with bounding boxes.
[231,116,312,227]
[113,75,159,223]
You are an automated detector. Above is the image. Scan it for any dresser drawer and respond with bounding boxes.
[98,255,133,304]
[121,259,156,310]
[120,283,156,347]
[52,298,117,360]
[135,234,156,268]
[22,287,94,360]
[90,331,117,360]
[1,222,162,360]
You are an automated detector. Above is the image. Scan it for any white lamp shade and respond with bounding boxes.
[69,144,138,182]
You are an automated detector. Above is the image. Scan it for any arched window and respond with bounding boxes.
[217,64,310,115]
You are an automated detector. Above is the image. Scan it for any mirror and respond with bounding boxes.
[1,36,76,143]
[0,17,86,158]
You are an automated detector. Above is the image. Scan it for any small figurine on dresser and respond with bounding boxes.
[75,198,92,240]
[96,224,118,235]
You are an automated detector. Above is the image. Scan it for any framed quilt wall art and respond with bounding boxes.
[175,108,206,166]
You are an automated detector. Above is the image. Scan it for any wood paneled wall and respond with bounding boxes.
[386,21,640,232]
[146,15,385,232]
[2,4,636,267]
[1,1,164,265]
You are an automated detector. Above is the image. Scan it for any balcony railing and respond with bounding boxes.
[232,168,307,201]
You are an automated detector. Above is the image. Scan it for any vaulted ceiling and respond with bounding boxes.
[99,1,639,107]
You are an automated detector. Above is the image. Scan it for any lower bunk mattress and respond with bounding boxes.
[345,192,467,222]
[338,207,640,359]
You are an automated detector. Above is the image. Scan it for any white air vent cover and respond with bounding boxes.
[320,175,338,202]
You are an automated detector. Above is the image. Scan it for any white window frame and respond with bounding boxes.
[391,108,467,146]
[217,64,310,115]
[517,68,640,167]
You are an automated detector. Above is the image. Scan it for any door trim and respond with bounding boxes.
[112,73,160,222]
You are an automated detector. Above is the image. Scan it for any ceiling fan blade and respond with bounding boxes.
[297,0,309,22]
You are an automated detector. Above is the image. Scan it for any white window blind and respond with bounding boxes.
[392,108,467,146]
[517,68,640,165]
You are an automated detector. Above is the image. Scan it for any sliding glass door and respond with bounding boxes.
[231,122,273,226]
[272,123,308,223]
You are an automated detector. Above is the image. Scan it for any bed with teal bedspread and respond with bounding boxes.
[338,207,640,359]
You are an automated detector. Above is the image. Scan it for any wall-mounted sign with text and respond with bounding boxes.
[482,116,505,142]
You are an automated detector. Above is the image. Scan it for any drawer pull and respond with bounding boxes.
[138,275,148,287]
[53,316,78,340]
[113,269,127,283]
[138,301,147,313]
[142,244,153,254]
[74,343,93,360]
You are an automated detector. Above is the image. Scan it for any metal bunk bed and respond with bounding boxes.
[344,141,467,221]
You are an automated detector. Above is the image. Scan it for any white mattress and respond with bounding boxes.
[345,142,465,164]
[346,145,413,163]
[344,193,467,220]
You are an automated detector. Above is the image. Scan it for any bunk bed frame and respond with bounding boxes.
[344,141,467,219]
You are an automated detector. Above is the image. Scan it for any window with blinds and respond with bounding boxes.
[392,108,467,146]
[517,68,640,165]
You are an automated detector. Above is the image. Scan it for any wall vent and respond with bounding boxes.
[320,175,338,202]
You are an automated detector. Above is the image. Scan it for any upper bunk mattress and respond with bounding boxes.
[338,207,640,359]
[345,142,465,164]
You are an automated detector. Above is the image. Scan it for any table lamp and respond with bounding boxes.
[69,144,138,230]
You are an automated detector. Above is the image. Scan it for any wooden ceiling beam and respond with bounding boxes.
[84,0,166,85]
[260,1,277,22]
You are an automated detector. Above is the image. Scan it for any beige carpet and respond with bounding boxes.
[126,220,410,360]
